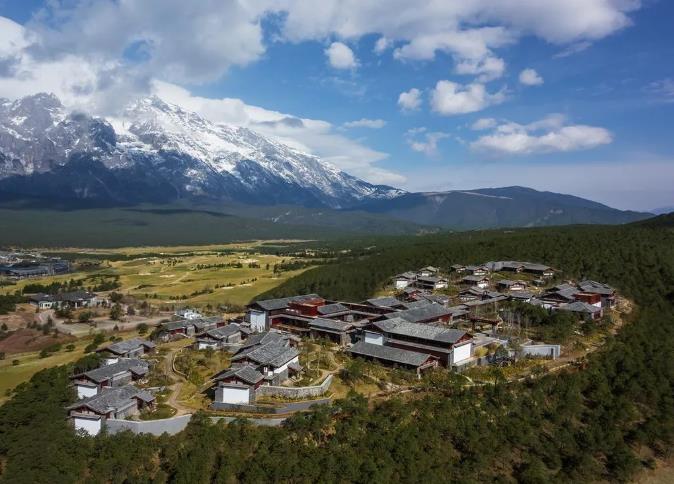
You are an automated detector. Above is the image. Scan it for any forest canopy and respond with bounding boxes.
[1,221,673,483]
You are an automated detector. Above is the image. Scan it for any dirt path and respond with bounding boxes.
[163,346,193,416]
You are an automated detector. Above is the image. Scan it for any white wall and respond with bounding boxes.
[364,331,384,346]
[273,355,299,376]
[395,280,409,289]
[452,342,472,364]
[76,384,98,399]
[249,310,267,332]
[216,386,251,404]
[74,416,102,436]
[197,341,218,350]
[103,357,119,365]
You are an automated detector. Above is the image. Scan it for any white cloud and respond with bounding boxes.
[405,128,449,157]
[455,56,506,82]
[398,88,422,111]
[25,1,267,84]
[153,81,403,185]
[431,81,505,115]
[324,42,357,69]
[471,114,612,154]
[553,41,592,58]
[343,118,386,129]
[519,68,544,86]
[471,118,497,130]
[278,1,639,80]
[373,36,391,54]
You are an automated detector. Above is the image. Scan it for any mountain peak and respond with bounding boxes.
[0,92,402,208]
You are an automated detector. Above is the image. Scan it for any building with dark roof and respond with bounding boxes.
[71,358,149,399]
[195,324,244,350]
[347,341,438,376]
[67,385,155,436]
[308,318,357,345]
[557,301,604,320]
[28,290,101,310]
[246,294,323,332]
[380,303,463,325]
[365,317,473,367]
[96,338,155,363]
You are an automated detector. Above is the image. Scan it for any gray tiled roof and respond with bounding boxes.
[74,358,149,384]
[578,280,614,296]
[309,318,355,332]
[231,342,299,368]
[317,303,349,315]
[214,365,264,385]
[462,275,489,283]
[373,318,468,344]
[67,385,154,414]
[238,331,288,350]
[364,297,402,308]
[558,301,602,314]
[249,294,321,311]
[100,338,155,356]
[348,341,432,367]
[199,324,241,340]
[384,303,455,323]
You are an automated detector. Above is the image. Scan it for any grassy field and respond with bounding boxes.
[0,331,142,402]
[2,242,317,308]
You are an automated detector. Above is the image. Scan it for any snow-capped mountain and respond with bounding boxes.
[0,93,403,207]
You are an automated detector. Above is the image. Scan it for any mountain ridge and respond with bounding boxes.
[0,92,652,231]
[0,93,403,209]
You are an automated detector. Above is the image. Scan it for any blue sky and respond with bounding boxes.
[0,0,673,211]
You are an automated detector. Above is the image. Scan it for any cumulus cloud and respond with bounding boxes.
[471,118,498,130]
[153,82,403,185]
[398,88,422,111]
[324,42,357,69]
[25,0,267,84]
[278,0,639,80]
[455,56,506,82]
[471,114,612,154]
[431,81,505,116]
[343,118,386,129]
[405,128,450,157]
[519,68,544,86]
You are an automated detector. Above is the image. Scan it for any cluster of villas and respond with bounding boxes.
[67,338,157,435]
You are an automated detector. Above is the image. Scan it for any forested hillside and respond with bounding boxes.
[1,222,673,483]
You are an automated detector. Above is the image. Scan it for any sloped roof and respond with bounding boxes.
[99,338,155,355]
[317,303,349,315]
[199,324,241,340]
[308,318,355,332]
[558,301,602,314]
[364,297,402,308]
[231,342,299,368]
[578,280,614,295]
[238,331,288,350]
[385,303,456,323]
[67,385,154,414]
[462,275,489,282]
[214,365,264,385]
[249,294,321,311]
[348,341,432,367]
[74,358,149,384]
[373,318,468,344]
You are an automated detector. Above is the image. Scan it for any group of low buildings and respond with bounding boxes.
[67,338,157,436]
[28,290,104,310]
[0,252,71,279]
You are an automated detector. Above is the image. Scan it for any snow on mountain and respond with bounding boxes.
[0,93,403,208]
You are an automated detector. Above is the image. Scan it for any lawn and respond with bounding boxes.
[2,242,318,308]
[0,330,145,402]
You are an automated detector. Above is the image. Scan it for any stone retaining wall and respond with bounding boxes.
[255,374,333,399]
[106,414,192,436]
[210,398,331,414]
